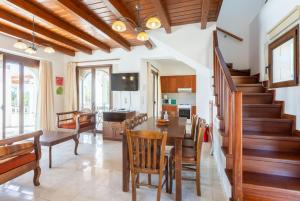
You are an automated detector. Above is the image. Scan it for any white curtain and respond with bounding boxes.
[37,61,55,131]
[64,62,77,111]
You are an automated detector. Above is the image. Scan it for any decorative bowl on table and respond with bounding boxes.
[156,118,170,126]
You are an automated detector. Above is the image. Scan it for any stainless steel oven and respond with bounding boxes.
[177,104,192,119]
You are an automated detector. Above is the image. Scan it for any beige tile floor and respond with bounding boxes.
[0,134,227,201]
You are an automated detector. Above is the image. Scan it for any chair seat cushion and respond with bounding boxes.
[0,142,34,157]
[0,153,36,174]
[182,139,194,148]
[59,120,91,129]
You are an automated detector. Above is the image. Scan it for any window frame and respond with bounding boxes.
[268,25,299,88]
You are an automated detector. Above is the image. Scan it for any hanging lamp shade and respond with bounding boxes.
[44,46,55,53]
[25,45,37,54]
[14,40,28,50]
[137,31,149,41]
[112,20,127,32]
[146,17,161,29]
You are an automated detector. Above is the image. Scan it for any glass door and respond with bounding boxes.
[78,67,111,131]
[0,54,3,139]
[23,66,39,133]
[5,62,21,137]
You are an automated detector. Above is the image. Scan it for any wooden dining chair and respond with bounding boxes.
[183,115,198,148]
[126,130,169,201]
[169,118,205,196]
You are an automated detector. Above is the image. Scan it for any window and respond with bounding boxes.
[1,53,39,139]
[269,25,299,88]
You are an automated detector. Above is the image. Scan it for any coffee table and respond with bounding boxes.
[36,130,79,168]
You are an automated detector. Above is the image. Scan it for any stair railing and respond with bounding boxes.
[213,30,243,201]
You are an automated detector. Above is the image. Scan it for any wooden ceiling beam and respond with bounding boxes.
[102,0,154,49]
[0,22,75,56]
[0,7,93,55]
[57,0,131,51]
[149,0,171,33]
[200,0,210,29]
[7,0,110,53]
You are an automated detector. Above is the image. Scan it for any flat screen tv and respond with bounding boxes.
[111,73,139,91]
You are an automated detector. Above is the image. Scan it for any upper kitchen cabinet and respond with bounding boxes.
[160,75,196,93]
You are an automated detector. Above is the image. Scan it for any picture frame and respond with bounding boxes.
[268,25,299,88]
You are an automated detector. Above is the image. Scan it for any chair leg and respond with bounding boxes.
[156,173,163,201]
[148,174,152,186]
[33,166,41,186]
[93,128,96,137]
[165,159,169,193]
[131,173,137,201]
[168,158,173,194]
[136,173,140,188]
[196,164,201,196]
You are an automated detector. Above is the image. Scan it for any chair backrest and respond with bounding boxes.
[194,118,206,162]
[126,130,168,174]
[190,114,198,139]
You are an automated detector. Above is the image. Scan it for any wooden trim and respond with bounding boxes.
[200,0,210,29]
[57,0,131,51]
[4,53,39,68]
[0,7,92,54]
[149,0,171,33]
[268,25,299,88]
[102,0,153,49]
[216,27,243,42]
[7,0,110,53]
[1,54,5,139]
[215,0,223,21]
[0,22,75,56]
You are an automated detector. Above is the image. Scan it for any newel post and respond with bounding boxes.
[232,91,243,201]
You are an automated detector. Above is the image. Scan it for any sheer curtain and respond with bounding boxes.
[64,62,77,111]
[37,60,55,130]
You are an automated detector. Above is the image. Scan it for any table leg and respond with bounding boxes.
[49,146,52,169]
[122,135,130,192]
[175,139,182,201]
[73,136,79,155]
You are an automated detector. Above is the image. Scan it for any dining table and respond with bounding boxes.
[122,117,187,201]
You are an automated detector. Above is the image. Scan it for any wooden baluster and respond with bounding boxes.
[232,91,243,201]
[141,139,145,168]
[228,91,233,155]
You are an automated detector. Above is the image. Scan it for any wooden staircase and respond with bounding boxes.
[222,69,300,201]
[213,30,300,200]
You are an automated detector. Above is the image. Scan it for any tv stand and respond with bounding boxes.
[102,111,136,141]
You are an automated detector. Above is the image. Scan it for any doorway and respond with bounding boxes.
[0,54,39,139]
[77,66,111,131]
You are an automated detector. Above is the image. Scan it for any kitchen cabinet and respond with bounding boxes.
[162,105,177,112]
[160,75,196,93]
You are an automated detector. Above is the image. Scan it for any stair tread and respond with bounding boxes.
[244,117,293,122]
[243,149,300,164]
[226,169,300,192]
[243,131,295,139]
[243,104,281,108]
[223,147,300,163]
[237,84,262,87]
[243,93,272,96]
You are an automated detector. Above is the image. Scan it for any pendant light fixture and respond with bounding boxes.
[25,16,37,54]
[111,1,161,41]
[14,40,28,50]
[13,16,55,54]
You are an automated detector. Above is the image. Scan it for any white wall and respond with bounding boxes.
[249,0,300,130]
[65,23,216,121]
[0,33,65,114]
[217,0,264,69]
[149,59,195,76]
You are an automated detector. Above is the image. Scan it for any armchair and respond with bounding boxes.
[56,111,97,137]
[0,130,42,186]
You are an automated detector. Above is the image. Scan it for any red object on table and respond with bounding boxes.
[203,127,209,142]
